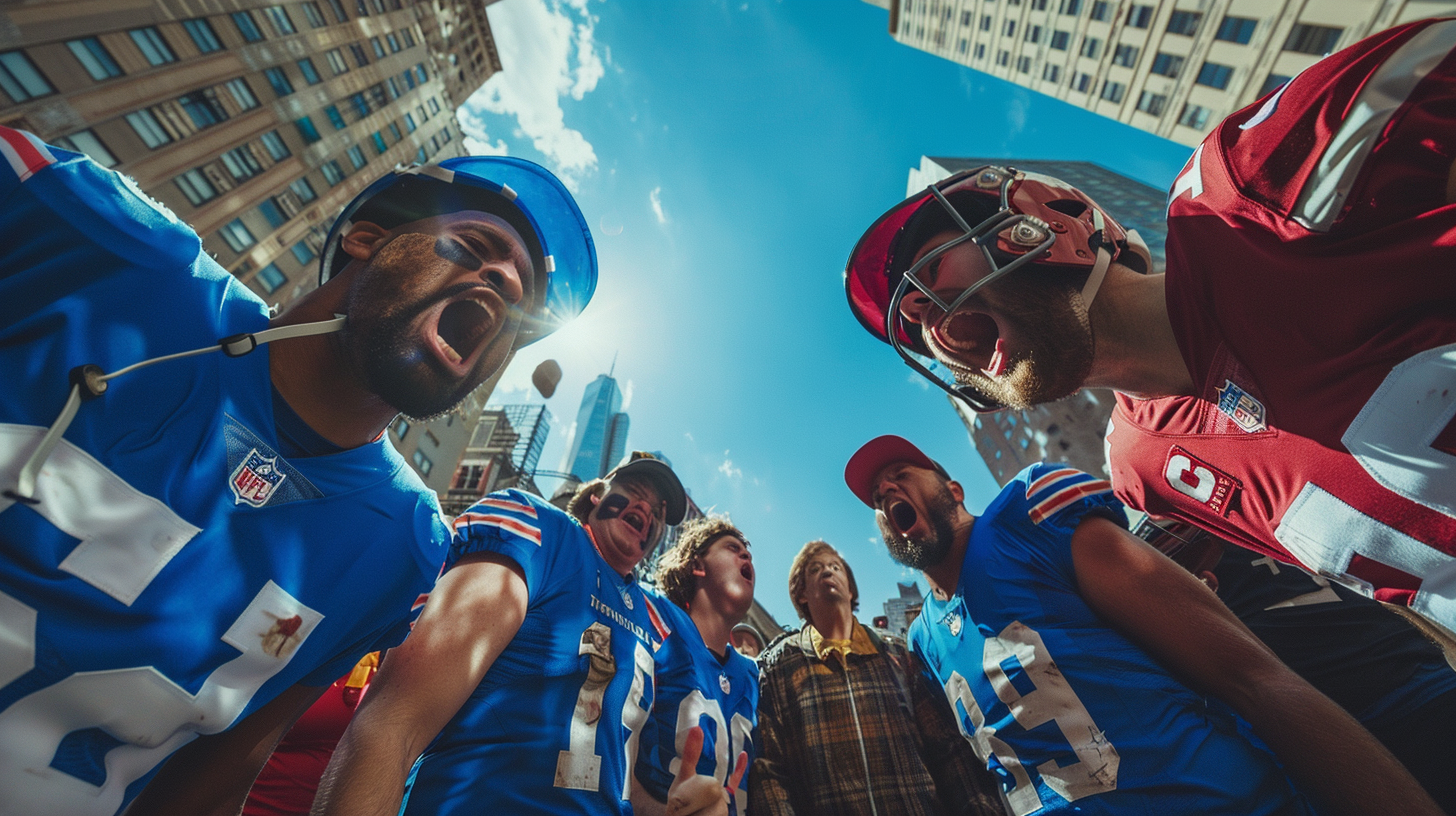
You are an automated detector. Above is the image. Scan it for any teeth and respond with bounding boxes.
[437,335,463,365]
[981,338,1007,378]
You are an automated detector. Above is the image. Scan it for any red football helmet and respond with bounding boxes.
[844,165,1147,412]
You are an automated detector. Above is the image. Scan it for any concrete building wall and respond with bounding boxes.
[883,0,1456,145]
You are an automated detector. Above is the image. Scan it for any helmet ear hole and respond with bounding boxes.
[1045,199,1089,218]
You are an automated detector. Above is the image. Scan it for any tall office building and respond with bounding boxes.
[2,0,506,491]
[904,155,1167,483]
[872,0,1456,145]
[881,581,925,638]
[565,372,631,482]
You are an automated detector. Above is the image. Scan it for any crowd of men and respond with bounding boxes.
[1,13,1454,816]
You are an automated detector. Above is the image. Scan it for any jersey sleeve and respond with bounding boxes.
[445,490,557,596]
[1010,463,1128,577]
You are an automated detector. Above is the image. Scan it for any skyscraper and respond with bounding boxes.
[565,372,631,481]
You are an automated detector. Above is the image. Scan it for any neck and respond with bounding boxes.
[1082,267,1195,399]
[687,593,740,657]
[807,601,856,641]
[268,285,399,450]
[923,512,974,601]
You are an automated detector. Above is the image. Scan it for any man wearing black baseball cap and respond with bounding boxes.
[844,435,1441,816]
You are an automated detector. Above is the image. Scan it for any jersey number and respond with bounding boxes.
[1276,344,1456,631]
[0,428,314,816]
[555,623,654,799]
[670,691,753,787]
[942,621,1119,816]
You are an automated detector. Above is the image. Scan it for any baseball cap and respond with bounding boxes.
[844,435,950,508]
[607,451,687,525]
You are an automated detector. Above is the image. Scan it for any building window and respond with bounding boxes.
[978,15,991,31]
[414,63,427,83]
[291,241,316,265]
[403,28,416,48]
[1059,0,1082,14]
[1003,20,1016,37]
[1195,61,1234,89]
[221,145,263,181]
[67,38,123,81]
[1112,44,1139,67]
[387,32,401,52]
[1072,72,1092,92]
[351,92,370,118]
[404,112,416,132]
[231,11,265,43]
[126,110,172,148]
[1167,11,1202,36]
[1150,52,1184,77]
[974,43,986,59]
[371,130,388,154]
[1136,90,1166,115]
[347,144,367,169]
[326,49,349,75]
[55,130,117,167]
[1215,16,1258,44]
[956,38,969,54]
[261,129,291,160]
[403,67,416,90]
[129,27,177,65]
[961,10,973,25]
[440,126,451,142]
[996,50,1010,67]
[221,218,256,252]
[415,146,426,163]
[296,116,322,143]
[1178,102,1212,129]
[1017,55,1032,73]
[183,18,224,53]
[393,417,409,439]
[265,66,294,97]
[411,449,433,476]
[428,97,441,114]
[325,105,347,130]
[1125,4,1153,28]
[371,37,386,58]
[298,58,322,84]
[1089,1,1110,21]
[258,198,288,228]
[225,78,259,110]
[349,43,370,67]
[326,0,349,23]
[1284,23,1342,55]
[1042,64,1061,82]
[256,263,287,294]
[1258,73,1292,97]
[175,168,216,205]
[302,2,328,28]
[266,6,297,35]
[388,121,402,141]
[1080,37,1101,59]
[1051,30,1070,50]
[321,159,345,186]
[1100,80,1126,103]
[179,89,228,129]
[416,104,428,123]
[289,176,317,202]
[1025,25,1042,43]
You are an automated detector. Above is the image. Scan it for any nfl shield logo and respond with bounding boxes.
[230,448,287,507]
[619,586,634,610]
[944,611,962,637]
[1215,379,1268,433]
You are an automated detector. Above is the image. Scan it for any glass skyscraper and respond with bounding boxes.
[566,373,630,481]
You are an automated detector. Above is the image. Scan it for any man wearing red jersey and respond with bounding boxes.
[845,19,1456,632]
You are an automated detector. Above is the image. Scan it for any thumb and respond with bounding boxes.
[675,725,705,787]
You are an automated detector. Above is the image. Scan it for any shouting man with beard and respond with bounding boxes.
[0,128,595,816]
[845,435,1444,816]
[845,19,1456,638]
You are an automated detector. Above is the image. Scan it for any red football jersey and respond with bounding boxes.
[1107,18,1456,630]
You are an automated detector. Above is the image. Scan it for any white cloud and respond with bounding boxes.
[464,0,604,186]
[684,431,695,442]
[649,186,667,224]
[907,372,931,390]
[718,450,743,480]
[620,379,634,411]
[463,135,510,156]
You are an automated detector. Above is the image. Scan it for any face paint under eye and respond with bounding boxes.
[596,493,630,519]
[434,237,483,271]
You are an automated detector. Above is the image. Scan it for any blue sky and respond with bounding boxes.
[464,0,1194,625]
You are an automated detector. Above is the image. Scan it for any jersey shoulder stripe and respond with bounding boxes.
[0,126,56,184]
[452,511,543,546]
[474,496,538,518]
[1026,468,1113,525]
[640,592,673,642]
[1026,466,1085,497]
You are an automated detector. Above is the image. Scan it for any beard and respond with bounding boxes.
[877,482,961,570]
[925,274,1094,410]
[341,234,511,420]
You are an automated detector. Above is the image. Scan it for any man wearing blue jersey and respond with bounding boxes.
[316,454,737,816]
[845,435,1443,816]
[0,126,595,816]
[636,517,758,815]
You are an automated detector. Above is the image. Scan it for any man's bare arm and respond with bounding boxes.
[122,682,326,816]
[1070,516,1442,816]
[311,551,528,816]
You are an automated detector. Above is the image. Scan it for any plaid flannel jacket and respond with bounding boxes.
[748,622,1004,816]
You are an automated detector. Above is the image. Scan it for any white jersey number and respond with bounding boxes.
[1277,344,1456,632]
[669,693,754,786]
[555,623,654,800]
[942,621,1119,816]
[0,427,315,816]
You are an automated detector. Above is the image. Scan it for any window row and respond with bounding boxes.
[173,130,294,207]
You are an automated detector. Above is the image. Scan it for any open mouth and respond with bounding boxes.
[618,507,648,538]
[931,311,1006,377]
[888,500,919,535]
[433,297,496,368]
[740,563,755,584]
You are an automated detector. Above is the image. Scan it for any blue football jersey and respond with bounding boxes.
[0,130,447,815]
[635,591,758,813]
[402,491,668,816]
[909,463,1314,816]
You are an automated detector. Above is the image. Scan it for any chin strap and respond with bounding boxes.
[1079,209,1116,307]
[4,315,346,505]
